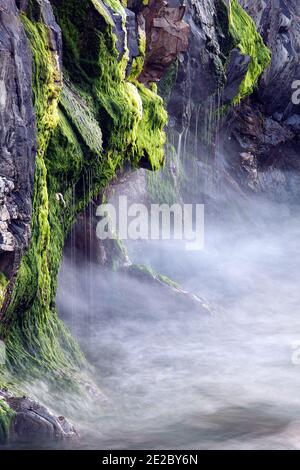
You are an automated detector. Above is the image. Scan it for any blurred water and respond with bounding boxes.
[54,201,300,449]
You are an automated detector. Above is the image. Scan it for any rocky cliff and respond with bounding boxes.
[144,0,273,209]
[222,0,300,199]
[0,0,192,442]
[0,0,171,440]
[0,0,298,444]
[163,0,300,203]
[0,0,35,273]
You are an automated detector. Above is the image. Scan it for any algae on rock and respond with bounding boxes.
[0,12,84,385]
[228,0,271,104]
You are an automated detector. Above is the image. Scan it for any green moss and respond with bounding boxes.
[60,85,103,155]
[228,0,271,104]
[156,273,180,290]
[0,399,15,444]
[102,0,126,13]
[0,13,85,386]
[129,265,180,290]
[134,83,167,170]
[52,0,167,170]
[128,25,146,81]
[0,0,168,390]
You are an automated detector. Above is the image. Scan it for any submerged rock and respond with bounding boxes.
[123,264,214,316]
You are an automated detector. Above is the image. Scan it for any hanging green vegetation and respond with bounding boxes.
[228,0,271,104]
[0,0,167,396]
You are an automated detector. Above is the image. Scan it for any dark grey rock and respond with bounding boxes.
[221,0,300,200]
[0,0,63,283]
[240,0,300,125]
[125,7,140,75]
[166,0,300,202]
[222,49,251,104]
[168,0,228,131]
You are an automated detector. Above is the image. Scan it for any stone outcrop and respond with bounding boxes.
[1,0,300,447]
[0,0,35,270]
[157,0,300,203]
[0,0,186,446]
[0,0,190,311]
[222,49,251,104]
[221,0,300,200]
[0,0,64,282]
[0,0,185,289]
[138,0,189,84]
[167,0,229,132]
[0,390,77,443]
[240,0,300,120]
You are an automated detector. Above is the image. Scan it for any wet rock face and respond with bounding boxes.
[222,0,300,200]
[31,0,63,62]
[241,0,300,122]
[0,0,63,278]
[164,0,300,201]
[138,0,189,84]
[167,0,229,132]
[222,49,251,104]
[125,7,140,74]
[0,0,35,267]
[0,0,188,281]
[9,398,78,443]
[161,0,300,202]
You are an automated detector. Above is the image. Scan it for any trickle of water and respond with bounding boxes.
[177,130,183,162]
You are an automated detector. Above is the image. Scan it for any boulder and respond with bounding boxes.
[139,0,189,83]
[1,390,78,444]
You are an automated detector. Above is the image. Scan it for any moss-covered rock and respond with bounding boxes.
[51,0,167,170]
[0,274,8,310]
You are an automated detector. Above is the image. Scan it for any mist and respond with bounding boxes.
[53,196,300,450]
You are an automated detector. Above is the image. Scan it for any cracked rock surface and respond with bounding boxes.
[0,0,35,263]
[1,389,78,443]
